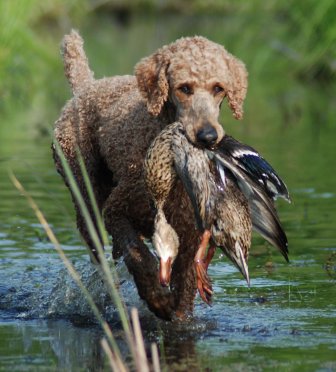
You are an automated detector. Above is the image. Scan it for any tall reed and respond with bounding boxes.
[10,141,161,371]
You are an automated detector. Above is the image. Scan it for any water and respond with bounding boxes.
[1,106,335,371]
[1,17,336,372]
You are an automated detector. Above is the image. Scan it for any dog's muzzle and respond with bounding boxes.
[196,124,218,147]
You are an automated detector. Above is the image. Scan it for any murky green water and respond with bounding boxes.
[1,14,336,372]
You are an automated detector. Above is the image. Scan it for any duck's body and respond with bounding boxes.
[144,122,289,303]
[170,125,252,301]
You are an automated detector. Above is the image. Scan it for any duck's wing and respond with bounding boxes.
[217,136,290,202]
[171,131,216,231]
[174,150,205,230]
[210,151,289,262]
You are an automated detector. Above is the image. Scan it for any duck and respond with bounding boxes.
[144,122,290,304]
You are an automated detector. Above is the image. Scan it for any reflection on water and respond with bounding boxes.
[0,320,105,371]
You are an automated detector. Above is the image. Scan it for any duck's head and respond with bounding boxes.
[153,209,179,287]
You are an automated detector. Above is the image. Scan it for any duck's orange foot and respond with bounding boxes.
[194,230,213,305]
[195,259,213,304]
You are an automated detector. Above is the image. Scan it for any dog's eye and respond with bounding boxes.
[213,85,224,95]
[178,85,193,95]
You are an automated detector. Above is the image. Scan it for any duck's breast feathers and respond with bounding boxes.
[216,135,290,202]
[144,122,186,206]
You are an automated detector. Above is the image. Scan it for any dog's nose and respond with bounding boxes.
[196,125,218,147]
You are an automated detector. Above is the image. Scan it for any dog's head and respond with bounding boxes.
[135,36,248,148]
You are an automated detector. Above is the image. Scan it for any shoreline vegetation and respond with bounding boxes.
[1,0,335,138]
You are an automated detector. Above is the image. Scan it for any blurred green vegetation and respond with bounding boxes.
[0,0,335,138]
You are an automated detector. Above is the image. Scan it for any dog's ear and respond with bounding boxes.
[225,56,248,120]
[135,52,170,116]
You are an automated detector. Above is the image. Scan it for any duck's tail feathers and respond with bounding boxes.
[61,30,94,95]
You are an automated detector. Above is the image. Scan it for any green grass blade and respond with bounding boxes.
[10,172,122,361]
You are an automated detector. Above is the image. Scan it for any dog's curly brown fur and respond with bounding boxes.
[53,30,247,320]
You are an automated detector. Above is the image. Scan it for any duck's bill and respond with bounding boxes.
[159,257,173,287]
[237,243,250,286]
[222,243,250,286]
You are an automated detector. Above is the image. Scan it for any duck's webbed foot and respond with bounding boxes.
[195,261,213,304]
[194,230,214,304]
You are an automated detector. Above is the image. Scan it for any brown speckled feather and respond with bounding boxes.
[145,122,252,281]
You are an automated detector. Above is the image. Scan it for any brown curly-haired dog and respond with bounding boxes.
[53,30,248,320]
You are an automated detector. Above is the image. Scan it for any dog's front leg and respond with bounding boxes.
[103,185,177,320]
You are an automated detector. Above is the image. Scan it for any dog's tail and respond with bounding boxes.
[61,30,94,95]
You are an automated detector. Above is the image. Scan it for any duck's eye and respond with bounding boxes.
[213,85,224,95]
[178,84,193,95]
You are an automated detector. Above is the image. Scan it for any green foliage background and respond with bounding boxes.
[0,0,335,137]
